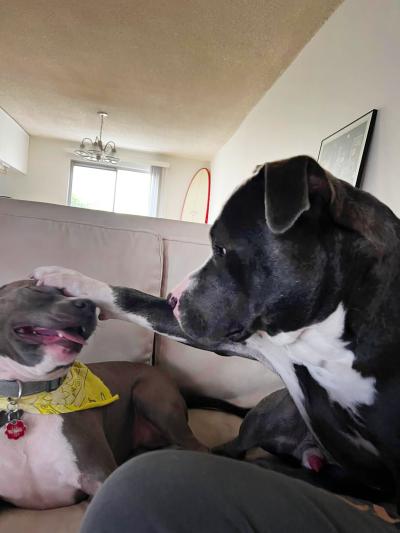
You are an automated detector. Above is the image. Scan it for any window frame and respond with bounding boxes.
[68,160,154,215]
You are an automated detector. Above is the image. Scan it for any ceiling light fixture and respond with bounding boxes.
[74,111,119,165]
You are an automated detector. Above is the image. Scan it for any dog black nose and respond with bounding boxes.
[71,299,96,313]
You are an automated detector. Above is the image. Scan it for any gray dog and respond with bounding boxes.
[0,280,206,509]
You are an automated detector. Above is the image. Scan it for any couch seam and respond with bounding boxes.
[0,213,162,240]
[0,213,210,247]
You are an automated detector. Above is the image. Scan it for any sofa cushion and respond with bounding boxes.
[0,501,88,533]
[0,200,163,364]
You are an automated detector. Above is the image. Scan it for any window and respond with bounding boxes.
[69,163,160,217]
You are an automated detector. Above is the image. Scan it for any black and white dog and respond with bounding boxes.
[34,155,400,504]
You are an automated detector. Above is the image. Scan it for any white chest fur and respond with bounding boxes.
[244,304,376,416]
[0,413,81,509]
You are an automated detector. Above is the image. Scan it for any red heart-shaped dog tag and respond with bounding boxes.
[5,419,27,440]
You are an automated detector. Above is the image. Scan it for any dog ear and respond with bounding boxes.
[264,155,322,234]
[327,171,396,254]
[265,155,395,253]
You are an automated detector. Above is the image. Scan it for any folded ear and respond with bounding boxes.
[264,155,326,234]
[264,155,395,254]
[327,171,396,254]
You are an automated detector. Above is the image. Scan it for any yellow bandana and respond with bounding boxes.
[0,362,119,414]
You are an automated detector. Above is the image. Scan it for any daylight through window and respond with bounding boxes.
[69,163,158,217]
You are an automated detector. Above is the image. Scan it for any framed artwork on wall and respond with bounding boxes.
[317,109,377,188]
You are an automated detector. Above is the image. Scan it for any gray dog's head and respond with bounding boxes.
[0,280,97,380]
[169,155,396,347]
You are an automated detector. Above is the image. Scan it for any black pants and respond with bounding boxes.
[80,451,397,533]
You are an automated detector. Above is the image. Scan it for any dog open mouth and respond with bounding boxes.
[13,325,87,351]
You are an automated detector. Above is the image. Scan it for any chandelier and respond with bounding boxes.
[74,111,119,164]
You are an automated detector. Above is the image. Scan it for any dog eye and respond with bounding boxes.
[29,286,64,296]
[213,245,227,257]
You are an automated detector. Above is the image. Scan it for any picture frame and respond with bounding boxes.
[317,109,377,188]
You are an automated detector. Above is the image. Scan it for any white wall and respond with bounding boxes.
[210,0,400,221]
[0,108,29,174]
[0,136,209,220]
[157,155,209,220]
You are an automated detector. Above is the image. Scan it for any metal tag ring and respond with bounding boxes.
[6,380,23,410]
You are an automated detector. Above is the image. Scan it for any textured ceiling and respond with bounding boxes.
[0,0,341,159]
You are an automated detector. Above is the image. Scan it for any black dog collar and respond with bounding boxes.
[0,377,64,398]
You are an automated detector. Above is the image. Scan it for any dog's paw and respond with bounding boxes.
[33,266,109,302]
[33,266,78,290]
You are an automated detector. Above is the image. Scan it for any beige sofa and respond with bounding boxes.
[0,198,282,532]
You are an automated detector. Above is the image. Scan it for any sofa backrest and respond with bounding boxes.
[0,199,161,364]
[0,199,282,406]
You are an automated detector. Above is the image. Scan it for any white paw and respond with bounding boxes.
[32,266,106,300]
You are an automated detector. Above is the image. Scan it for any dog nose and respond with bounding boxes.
[168,276,191,319]
[168,294,178,309]
[71,298,96,313]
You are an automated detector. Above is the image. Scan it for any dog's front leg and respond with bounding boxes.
[33,267,254,360]
[33,266,188,340]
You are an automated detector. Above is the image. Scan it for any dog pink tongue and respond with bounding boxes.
[34,327,86,346]
[308,455,324,472]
